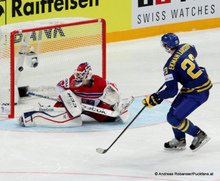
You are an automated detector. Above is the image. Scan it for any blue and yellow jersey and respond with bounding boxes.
[158,43,212,99]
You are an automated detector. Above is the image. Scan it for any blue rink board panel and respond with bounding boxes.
[0,97,170,133]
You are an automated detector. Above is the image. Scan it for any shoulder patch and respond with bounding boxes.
[164,74,174,82]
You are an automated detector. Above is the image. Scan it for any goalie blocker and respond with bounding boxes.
[19,89,134,127]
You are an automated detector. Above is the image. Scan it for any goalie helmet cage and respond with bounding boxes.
[0,17,106,118]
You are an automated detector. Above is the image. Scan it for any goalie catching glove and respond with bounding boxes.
[142,93,163,108]
[99,83,120,106]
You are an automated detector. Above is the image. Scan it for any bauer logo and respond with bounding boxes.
[12,0,100,17]
[67,92,77,108]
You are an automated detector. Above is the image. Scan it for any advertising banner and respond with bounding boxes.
[0,0,131,33]
[0,0,6,26]
[132,0,220,28]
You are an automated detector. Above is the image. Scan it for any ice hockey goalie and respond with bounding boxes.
[19,62,134,127]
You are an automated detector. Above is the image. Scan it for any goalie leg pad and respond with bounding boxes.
[20,107,82,127]
[59,90,82,117]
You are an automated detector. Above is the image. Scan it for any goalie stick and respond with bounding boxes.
[27,91,121,117]
[96,83,166,154]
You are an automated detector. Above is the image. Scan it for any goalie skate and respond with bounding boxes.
[18,115,25,127]
[18,111,36,127]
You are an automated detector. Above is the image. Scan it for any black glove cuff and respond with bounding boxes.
[152,93,163,104]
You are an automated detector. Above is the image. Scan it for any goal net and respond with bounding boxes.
[0,17,106,118]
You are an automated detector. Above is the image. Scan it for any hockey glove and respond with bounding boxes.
[142,93,163,108]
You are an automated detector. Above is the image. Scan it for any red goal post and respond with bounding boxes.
[0,18,106,118]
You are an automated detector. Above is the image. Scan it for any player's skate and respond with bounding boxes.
[190,130,210,151]
[164,138,186,150]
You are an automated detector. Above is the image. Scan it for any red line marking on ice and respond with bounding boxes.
[0,171,179,181]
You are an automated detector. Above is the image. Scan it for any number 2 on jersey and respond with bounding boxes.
[181,54,202,79]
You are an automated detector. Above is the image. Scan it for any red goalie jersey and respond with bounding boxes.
[54,62,118,122]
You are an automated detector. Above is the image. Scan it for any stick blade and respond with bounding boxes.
[96,148,107,154]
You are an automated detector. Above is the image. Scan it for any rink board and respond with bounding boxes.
[0,96,170,133]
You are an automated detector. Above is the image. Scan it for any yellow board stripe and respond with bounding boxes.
[107,18,220,43]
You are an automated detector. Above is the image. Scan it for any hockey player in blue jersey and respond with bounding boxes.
[142,33,212,151]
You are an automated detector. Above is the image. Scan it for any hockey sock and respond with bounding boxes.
[176,118,200,137]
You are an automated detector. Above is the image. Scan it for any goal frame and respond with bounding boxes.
[8,18,106,118]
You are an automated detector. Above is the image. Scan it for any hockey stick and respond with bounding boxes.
[96,83,166,154]
[27,91,120,117]
[27,91,59,102]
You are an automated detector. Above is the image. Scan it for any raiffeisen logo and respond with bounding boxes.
[0,4,4,17]
[12,0,99,17]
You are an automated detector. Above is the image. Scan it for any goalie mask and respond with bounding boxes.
[74,62,93,86]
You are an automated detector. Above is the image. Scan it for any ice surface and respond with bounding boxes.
[0,28,219,181]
